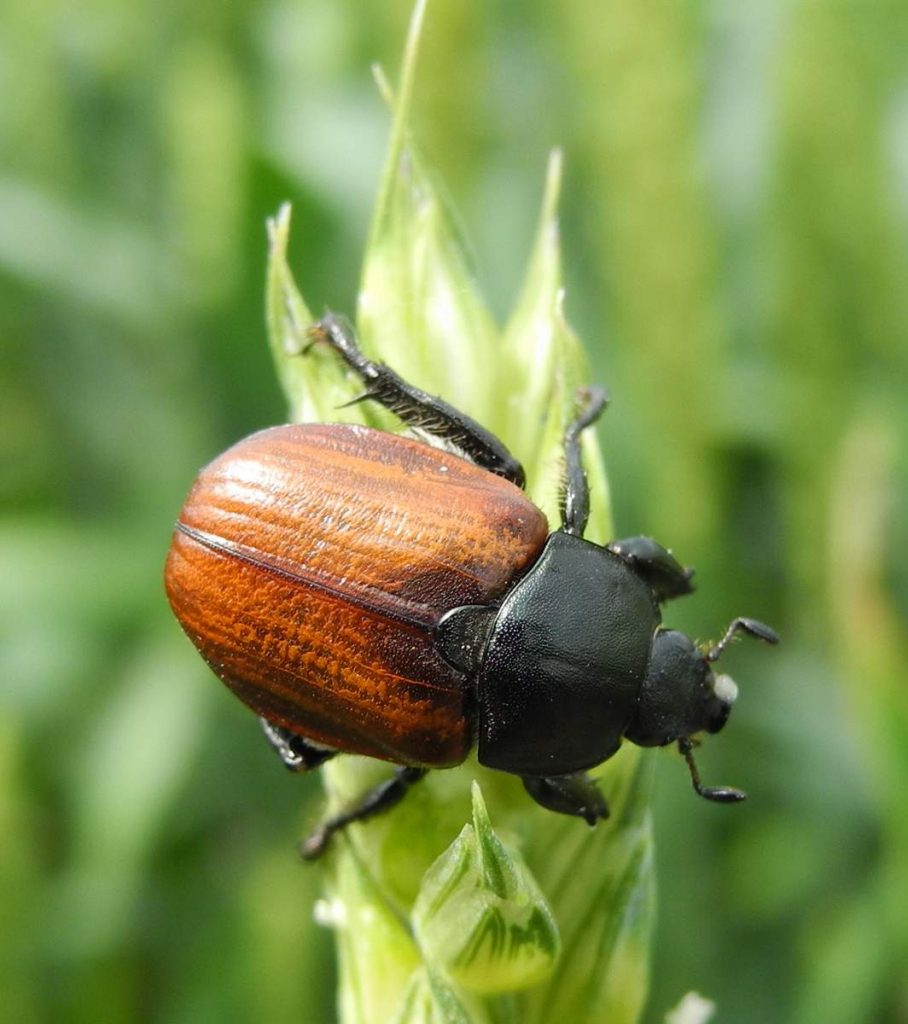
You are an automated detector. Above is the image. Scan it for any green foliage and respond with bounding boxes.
[2,1,907,1022]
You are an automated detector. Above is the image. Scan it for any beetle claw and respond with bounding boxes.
[699,785,747,803]
[299,828,332,861]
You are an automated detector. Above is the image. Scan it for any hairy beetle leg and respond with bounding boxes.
[308,313,526,487]
[300,766,429,860]
[522,771,609,825]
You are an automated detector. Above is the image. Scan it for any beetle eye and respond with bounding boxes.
[706,702,731,734]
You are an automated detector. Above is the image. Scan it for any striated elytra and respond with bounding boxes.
[165,313,778,857]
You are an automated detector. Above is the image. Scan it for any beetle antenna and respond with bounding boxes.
[678,737,746,803]
[706,617,779,663]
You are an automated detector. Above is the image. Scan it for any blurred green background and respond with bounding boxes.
[3,1,907,1021]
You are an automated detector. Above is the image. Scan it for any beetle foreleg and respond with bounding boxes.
[522,771,609,826]
[560,386,608,537]
[308,313,526,486]
[260,718,337,772]
[300,765,428,860]
[606,535,695,603]
[678,736,746,803]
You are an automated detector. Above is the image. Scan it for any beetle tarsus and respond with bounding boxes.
[560,386,609,537]
[698,785,747,803]
[307,313,526,486]
[299,827,332,860]
[678,736,746,803]
[299,765,429,860]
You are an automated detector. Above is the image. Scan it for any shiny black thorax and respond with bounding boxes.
[439,531,661,777]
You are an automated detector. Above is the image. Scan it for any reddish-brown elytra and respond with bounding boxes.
[165,421,548,767]
[165,313,778,858]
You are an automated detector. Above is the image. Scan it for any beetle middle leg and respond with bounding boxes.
[560,386,609,537]
[308,313,526,487]
[300,766,428,860]
[261,719,338,771]
[522,771,609,825]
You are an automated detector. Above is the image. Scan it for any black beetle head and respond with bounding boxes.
[624,618,778,802]
[624,629,734,748]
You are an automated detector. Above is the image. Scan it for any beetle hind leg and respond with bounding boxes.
[300,766,428,860]
[308,313,526,486]
[522,772,609,826]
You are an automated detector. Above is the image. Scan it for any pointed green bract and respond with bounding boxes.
[357,43,498,425]
[413,784,560,994]
[390,969,483,1024]
[263,4,654,1021]
[501,151,612,545]
[265,203,364,426]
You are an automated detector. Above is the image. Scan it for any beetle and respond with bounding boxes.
[165,313,778,858]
